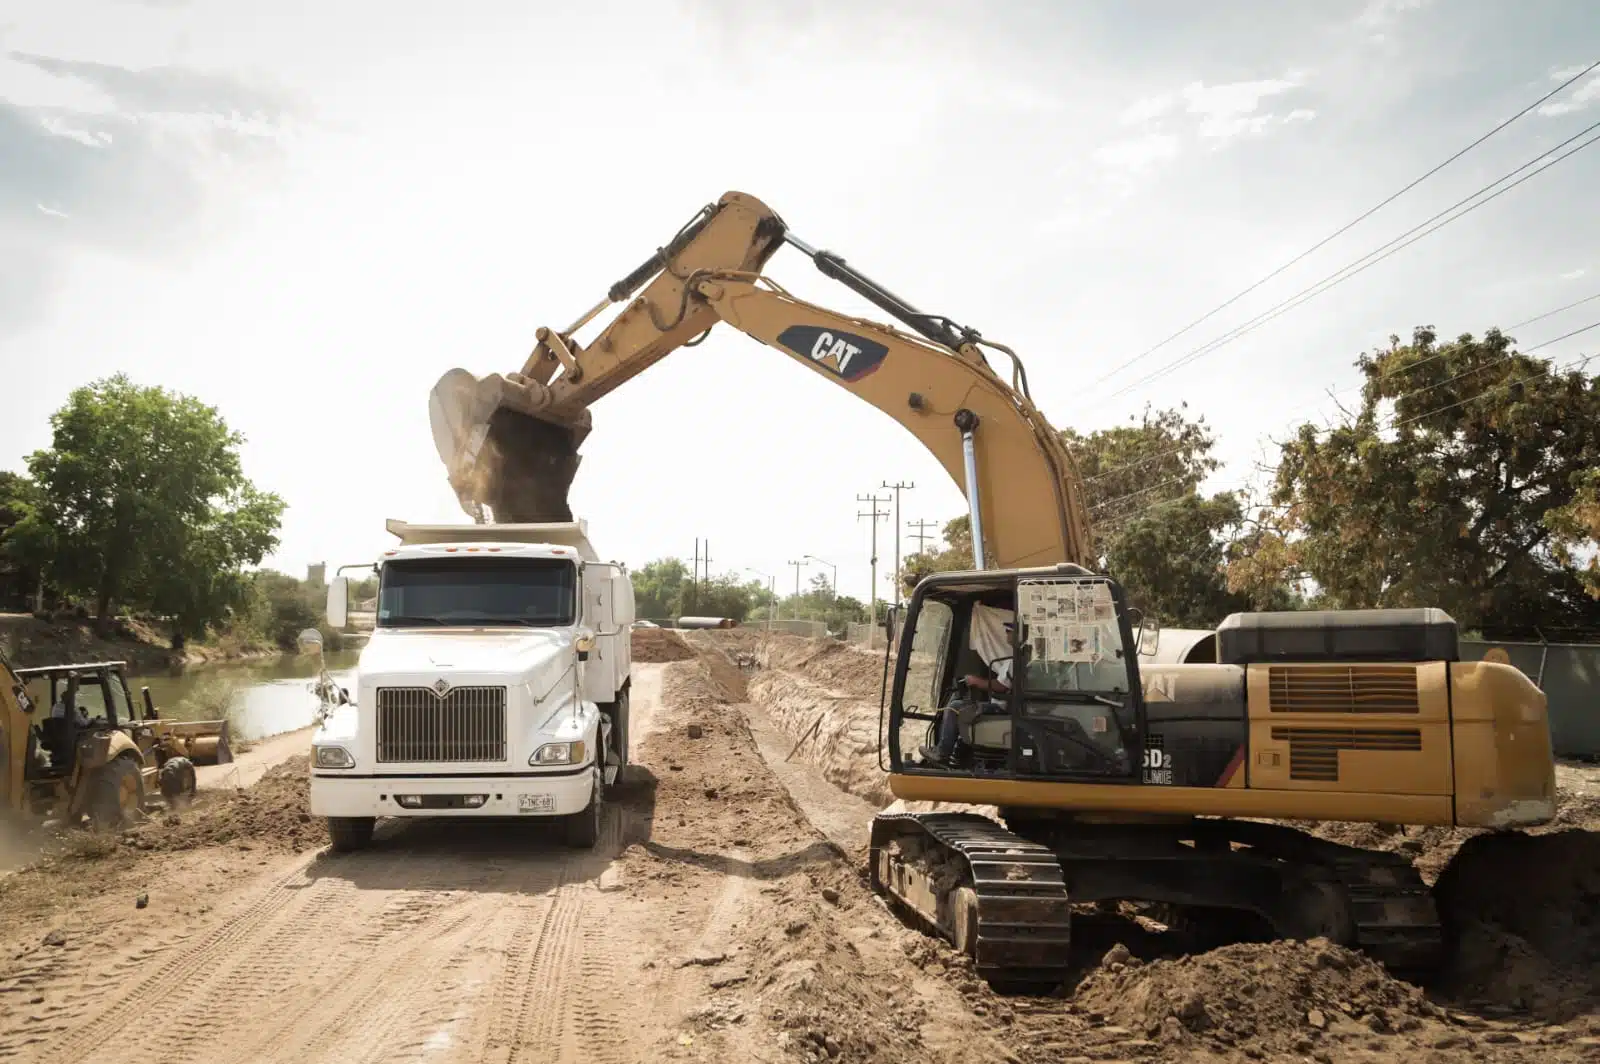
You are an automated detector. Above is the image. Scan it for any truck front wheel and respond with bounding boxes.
[327,816,375,853]
[563,771,602,849]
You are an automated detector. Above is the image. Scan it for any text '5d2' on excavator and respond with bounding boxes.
[426,190,1558,991]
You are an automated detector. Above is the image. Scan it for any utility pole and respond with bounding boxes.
[881,480,915,606]
[907,518,938,554]
[857,492,891,636]
[786,559,806,621]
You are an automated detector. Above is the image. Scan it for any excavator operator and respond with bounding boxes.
[925,604,1015,764]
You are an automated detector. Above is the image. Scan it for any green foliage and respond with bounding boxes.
[631,557,690,620]
[900,516,973,590]
[1062,403,1221,544]
[629,557,769,623]
[0,471,42,607]
[8,375,285,640]
[1258,327,1600,633]
[900,405,1262,627]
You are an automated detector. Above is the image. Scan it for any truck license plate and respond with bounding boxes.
[518,793,555,814]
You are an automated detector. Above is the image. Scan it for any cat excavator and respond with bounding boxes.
[429,190,1557,989]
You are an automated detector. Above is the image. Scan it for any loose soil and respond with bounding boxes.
[630,626,696,663]
[693,629,1600,1063]
[4,632,1597,1063]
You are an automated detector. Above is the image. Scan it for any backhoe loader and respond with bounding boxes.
[3,651,233,829]
[428,191,1556,987]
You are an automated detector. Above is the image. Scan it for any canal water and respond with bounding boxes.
[128,649,362,742]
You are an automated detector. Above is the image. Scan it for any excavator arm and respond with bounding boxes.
[429,191,1095,571]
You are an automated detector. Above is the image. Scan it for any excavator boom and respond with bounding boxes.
[429,191,1095,570]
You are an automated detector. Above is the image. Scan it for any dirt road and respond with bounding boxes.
[4,637,1598,1064]
[0,659,1011,1064]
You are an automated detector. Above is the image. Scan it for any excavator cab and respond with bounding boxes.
[887,564,1146,786]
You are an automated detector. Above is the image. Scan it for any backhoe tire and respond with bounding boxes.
[87,755,145,831]
[563,772,602,850]
[327,816,375,853]
[158,756,198,804]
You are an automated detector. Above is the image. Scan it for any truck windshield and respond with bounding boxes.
[377,557,577,628]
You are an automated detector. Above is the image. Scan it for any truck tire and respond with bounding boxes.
[327,816,375,853]
[158,755,198,804]
[87,755,145,830]
[563,770,602,849]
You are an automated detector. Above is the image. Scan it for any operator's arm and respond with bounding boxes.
[433,191,1095,569]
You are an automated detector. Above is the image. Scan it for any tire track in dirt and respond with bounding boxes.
[251,890,503,1064]
[14,855,331,1064]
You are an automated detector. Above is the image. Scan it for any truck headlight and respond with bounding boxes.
[530,741,585,766]
[314,744,355,769]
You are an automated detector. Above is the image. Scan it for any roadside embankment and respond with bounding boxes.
[692,629,1600,1061]
[1,612,281,670]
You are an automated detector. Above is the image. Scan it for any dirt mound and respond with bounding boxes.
[1435,828,1600,1021]
[1071,938,1459,1055]
[630,626,695,663]
[124,756,327,854]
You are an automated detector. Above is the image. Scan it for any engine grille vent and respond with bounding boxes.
[1270,725,1423,782]
[376,686,507,763]
[1267,665,1420,715]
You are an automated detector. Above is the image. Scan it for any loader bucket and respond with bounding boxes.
[429,368,585,524]
[147,719,235,765]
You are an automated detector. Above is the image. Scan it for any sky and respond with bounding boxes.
[2,0,1598,609]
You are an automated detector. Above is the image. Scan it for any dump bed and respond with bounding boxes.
[384,518,601,562]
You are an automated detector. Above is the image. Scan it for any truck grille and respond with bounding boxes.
[375,686,507,763]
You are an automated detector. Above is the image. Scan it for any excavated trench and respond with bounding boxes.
[692,628,1600,1059]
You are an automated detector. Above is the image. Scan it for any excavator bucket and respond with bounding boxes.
[429,368,587,524]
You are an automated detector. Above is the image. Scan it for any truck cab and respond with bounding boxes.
[310,519,634,852]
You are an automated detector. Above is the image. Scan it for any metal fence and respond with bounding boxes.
[1460,638,1600,760]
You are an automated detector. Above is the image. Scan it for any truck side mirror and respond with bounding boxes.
[1138,616,1161,656]
[326,577,348,630]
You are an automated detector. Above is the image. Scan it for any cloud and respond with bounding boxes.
[1092,72,1314,186]
[1093,132,1181,173]
[1537,66,1600,117]
[1182,76,1304,139]
[0,51,294,337]
[1356,0,1433,32]
[8,51,295,123]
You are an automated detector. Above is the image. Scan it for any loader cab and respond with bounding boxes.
[886,565,1146,784]
[12,662,139,780]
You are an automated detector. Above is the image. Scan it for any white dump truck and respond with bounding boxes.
[310,519,634,852]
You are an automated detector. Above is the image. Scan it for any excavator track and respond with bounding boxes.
[871,811,1445,990]
[870,812,1074,987]
[1309,840,1444,977]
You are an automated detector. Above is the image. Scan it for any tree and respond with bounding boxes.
[9,375,286,637]
[899,404,1276,627]
[1061,403,1221,544]
[631,558,689,621]
[1256,326,1600,634]
[900,515,973,590]
[0,472,42,609]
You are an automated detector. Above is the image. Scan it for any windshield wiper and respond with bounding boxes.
[379,616,448,626]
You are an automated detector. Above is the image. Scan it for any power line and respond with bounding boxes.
[1392,348,1595,430]
[1376,319,1600,413]
[1103,118,1600,401]
[1092,58,1600,390]
[1508,289,1600,331]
